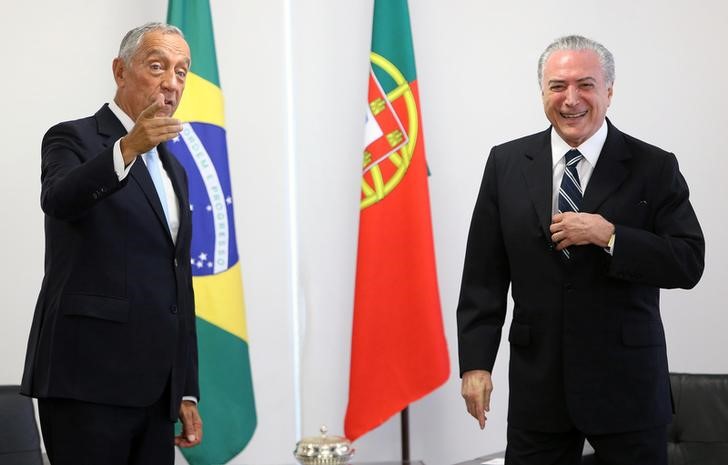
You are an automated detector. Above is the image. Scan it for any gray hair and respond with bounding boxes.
[118,22,184,64]
[537,35,615,87]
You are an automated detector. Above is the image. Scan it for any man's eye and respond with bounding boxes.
[176,70,188,79]
[150,63,163,72]
[550,85,565,92]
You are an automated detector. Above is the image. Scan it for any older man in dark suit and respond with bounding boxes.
[21,23,202,465]
[457,35,704,465]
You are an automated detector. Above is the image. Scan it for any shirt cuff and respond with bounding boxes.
[113,138,135,181]
[182,396,198,404]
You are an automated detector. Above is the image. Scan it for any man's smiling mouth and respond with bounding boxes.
[561,110,587,119]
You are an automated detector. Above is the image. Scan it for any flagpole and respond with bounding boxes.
[401,407,410,462]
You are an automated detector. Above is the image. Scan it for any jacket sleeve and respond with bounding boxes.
[178,165,200,400]
[184,266,200,400]
[40,122,123,220]
[456,148,511,376]
[608,152,705,289]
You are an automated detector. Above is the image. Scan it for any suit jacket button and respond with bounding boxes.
[170,305,178,314]
[92,192,99,199]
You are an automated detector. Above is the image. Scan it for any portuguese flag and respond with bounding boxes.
[166,1,257,463]
[345,0,450,441]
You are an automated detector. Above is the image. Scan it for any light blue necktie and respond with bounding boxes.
[143,148,171,228]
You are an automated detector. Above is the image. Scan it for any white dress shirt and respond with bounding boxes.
[550,119,608,216]
[550,119,615,254]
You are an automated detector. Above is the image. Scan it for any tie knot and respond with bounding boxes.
[565,149,582,166]
[143,149,162,168]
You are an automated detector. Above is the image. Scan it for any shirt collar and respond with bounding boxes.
[107,99,135,133]
[551,118,608,168]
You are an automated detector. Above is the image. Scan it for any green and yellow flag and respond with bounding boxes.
[166,1,257,463]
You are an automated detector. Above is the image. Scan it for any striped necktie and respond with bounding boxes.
[558,149,583,258]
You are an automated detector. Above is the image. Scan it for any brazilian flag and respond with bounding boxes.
[166,1,257,463]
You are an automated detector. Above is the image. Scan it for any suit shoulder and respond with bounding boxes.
[44,105,118,140]
[43,114,97,143]
[486,130,549,165]
[42,105,122,152]
[494,131,546,151]
[620,131,675,162]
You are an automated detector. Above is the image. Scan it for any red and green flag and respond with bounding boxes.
[166,1,256,463]
[345,0,450,441]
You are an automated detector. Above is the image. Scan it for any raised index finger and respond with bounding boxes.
[138,94,165,120]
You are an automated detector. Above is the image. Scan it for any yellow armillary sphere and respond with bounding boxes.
[361,52,420,209]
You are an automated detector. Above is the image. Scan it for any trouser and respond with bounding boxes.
[38,387,174,465]
[505,424,668,465]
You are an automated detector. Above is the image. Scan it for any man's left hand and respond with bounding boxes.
[550,212,614,250]
[176,400,203,448]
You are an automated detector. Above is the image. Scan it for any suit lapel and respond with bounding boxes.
[130,158,174,243]
[522,129,554,239]
[582,120,631,213]
[159,143,190,252]
[95,104,126,152]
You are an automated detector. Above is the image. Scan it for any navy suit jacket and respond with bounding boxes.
[457,120,704,434]
[21,104,199,420]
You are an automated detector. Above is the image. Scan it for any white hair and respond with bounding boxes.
[117,22,184,64]
[538,35,615,86]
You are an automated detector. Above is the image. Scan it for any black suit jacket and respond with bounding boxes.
[457,120,704,434]
[21,104,199,420]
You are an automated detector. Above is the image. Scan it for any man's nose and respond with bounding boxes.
[161,69,181,91]
[564,86,579,105]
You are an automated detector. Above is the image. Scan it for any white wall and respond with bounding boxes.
[2,1,727,465]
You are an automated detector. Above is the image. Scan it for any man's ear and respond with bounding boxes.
[112,58,125,87]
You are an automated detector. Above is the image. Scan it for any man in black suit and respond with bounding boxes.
[457,35,704,465]
[21,23,202,464]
